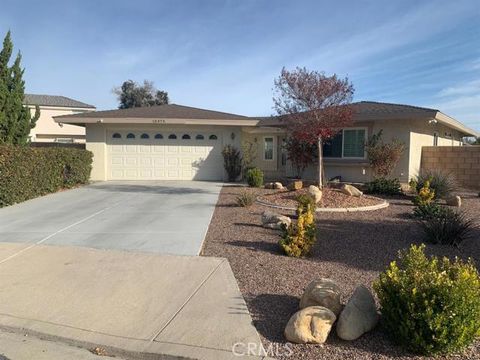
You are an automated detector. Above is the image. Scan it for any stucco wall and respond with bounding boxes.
[29,106,91,143]
[409,121,464,180]
[421,146,480,190]
[86,124,107,181]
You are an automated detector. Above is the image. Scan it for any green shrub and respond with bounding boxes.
[245,167,264,187]
[279,197,316,257]
[412,179,435,206]
[414,170,456,199]
[365,177,402,195]
[374,244,480,355]
[296,193,316,210]
[420,208,475,247]
[235,189,256,207]
[222,145,242,182]
[0,145,92,207]
[412,202,445,220]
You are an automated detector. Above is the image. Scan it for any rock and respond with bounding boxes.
[308,185,323,203]
[274,182,284,190]
[340,184,363,197]
[264,182,274,189]
[336,285,379,341]
[446,195,461,207]
[288,180,303,191]
[261,211,291,230]
[284,306,336,344]
[300,279,342,316]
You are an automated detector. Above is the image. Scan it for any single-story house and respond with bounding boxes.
[54,101,479,184]
[25,94,95,143]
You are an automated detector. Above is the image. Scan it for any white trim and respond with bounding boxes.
[263,136,275,161]
[341,127,368,159]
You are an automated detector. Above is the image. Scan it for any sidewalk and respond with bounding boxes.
[0,243,265,359]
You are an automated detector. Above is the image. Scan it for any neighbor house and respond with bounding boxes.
[25,94,95,143]
[54,101,479,184]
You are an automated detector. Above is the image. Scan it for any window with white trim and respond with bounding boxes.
[264,137,274,160]
[323,128,366,159]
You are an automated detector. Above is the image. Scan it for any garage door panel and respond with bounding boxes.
[107,130,223,180]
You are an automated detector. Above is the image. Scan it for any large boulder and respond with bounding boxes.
[336,285,379,341]
[340,184,363,197]
[284,306,336,344]
[446,195,461,207]
[274,182,284,190]
[299,279,342,316]
[261,211,291,230]
[308,185,323,203]
[264,182,274,189]
[288,180,303,191]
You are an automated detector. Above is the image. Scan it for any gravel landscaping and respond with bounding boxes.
[202,186,480,359]
[257,187,384,209]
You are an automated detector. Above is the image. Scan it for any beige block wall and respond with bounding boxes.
[421,146,480,190]
[29,106,91,143]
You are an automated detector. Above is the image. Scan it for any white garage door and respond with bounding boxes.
[107,130,224,180]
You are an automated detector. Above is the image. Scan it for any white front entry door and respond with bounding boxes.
[106,130,224,180]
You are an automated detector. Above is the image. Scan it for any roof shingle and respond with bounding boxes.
[24,94,95,109]
[56,103,250,120]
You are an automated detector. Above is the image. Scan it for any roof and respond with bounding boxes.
[55,103,251,121]
[24,94,95,109]
[257,101,437,125]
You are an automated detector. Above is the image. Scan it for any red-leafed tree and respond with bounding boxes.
[274,67,354,188]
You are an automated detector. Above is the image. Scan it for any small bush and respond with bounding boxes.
[420,208,475,247]
[245,167,264,187]
[414,170,457,199]
[374,244,480,355]
[412,180,435,206]
[365,130,405,177]
[222,145,242,182]
[235,189,256,207]
[279,197,316,257]
[0,145,92,207]
[366,177,402,195]
[296,193,316,210]
[412,202,445,220]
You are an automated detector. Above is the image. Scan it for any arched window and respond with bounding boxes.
[195,134,204,140]
[168,134,177,139]
[141,133,149,139]
[209,134,218,140]
[182,134,191,140]
[126,133,135,139]
[112,133,121,139]
[154,133,163,139]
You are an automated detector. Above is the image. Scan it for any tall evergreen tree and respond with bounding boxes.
[0,31,39,145]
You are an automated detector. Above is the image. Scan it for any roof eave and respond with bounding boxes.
[54,116,259,127]
[435,112,479,137]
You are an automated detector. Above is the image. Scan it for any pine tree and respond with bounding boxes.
[0,31,39,145]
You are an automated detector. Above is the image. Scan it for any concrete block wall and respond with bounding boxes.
[421,146,480,190]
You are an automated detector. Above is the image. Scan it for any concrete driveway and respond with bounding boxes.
[0,181,222,256]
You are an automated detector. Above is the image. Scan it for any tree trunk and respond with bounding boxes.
[318,136,323,188]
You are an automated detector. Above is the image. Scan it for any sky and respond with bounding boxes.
[1,0,479,131]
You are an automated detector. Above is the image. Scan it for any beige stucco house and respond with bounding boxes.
[54,101,478,184]
[25,94,95,143]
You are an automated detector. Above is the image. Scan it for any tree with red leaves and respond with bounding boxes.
[274,67,354,188]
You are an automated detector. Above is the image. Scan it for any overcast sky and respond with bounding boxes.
[1,0,479,131]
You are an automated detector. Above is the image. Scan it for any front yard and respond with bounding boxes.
[202,186,480,359]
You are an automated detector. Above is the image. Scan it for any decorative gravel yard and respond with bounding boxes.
[257,187,385,209]
[202,185,480,360]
